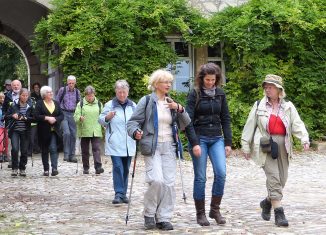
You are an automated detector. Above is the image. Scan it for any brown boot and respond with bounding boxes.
[209,196,226,224]
[194,200,210,226]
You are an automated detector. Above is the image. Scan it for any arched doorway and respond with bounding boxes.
[0,0,51,89]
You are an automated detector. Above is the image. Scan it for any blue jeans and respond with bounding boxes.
[111,156,131,198]
[61,111,76,159]
[190,136,226,200]
[41,132,58,171]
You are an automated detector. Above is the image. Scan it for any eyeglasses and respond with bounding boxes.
[159,81,172,84]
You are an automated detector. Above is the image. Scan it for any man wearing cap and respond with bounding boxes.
[3,79,12,95]
[241,74,309,227]
[56,75,81,163]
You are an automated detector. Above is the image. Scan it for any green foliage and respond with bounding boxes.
[205,0,325,147]
[32,0,203,102]
[0,37,28,86]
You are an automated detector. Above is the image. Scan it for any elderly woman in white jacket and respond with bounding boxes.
[241,74,309,227]
[98,80,136,204]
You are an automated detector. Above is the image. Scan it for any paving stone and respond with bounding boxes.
[0,151,325,234]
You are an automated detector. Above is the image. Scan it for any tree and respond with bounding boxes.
[0,37,28,86]
[32,0,205,101]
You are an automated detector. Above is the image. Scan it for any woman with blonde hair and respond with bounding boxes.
[127,69,190,231]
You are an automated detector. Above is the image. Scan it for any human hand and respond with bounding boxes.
[12,113,19,120]
[303,143,310,151]
[225,146,232,157]
[105,111,116,121]
[80,116,85,122]
[192,145,201,157]
[134,129,143,140]
[46,116,56,124]
[243,152,251,160]
[164,97,179,110]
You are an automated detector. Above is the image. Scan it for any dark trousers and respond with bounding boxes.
[11,130,29,170]
[41,132,58,171]
[28,125,40,155]
[81,137,102,170]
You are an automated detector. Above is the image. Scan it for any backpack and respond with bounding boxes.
[80,99,102,115]
[59,86,80,106]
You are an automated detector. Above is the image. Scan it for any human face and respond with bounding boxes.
[155,80,172,96]
[19,91,29,104]
[33,85,40,93]
[11,80,22,93]
[67,79,76,91]
[264,83,280,100]
[115,88,129,103]
[0,95,5,104]
[203,74,216,89]
[85,93,95,103]
[44,90,53,100]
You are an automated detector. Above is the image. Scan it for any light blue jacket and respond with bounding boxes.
[98,98,136,157]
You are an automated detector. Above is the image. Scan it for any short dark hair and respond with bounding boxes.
[32,82,41,89]
[194,63,222,89]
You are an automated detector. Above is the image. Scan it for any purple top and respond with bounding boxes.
[56,86,81,111]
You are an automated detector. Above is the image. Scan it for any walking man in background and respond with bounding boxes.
[56,75,81,163]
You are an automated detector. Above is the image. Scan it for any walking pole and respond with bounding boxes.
[125,140,139,225]
[174,123,187,204]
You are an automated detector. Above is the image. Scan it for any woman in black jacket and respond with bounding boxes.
[5,88,34,177]
[34,86,63,176]
[185,63,232,226]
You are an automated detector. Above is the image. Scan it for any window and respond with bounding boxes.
[207,42,226,83]
[166,36,193,92]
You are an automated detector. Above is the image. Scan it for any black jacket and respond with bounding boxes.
[34,99,64,147]
[5,100,34,138]
[185,88,232,147]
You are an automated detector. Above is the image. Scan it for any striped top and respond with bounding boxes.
[14,104,28,132]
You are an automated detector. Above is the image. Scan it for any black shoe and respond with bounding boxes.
[43,171,49,176]
[112,195,123,204]
[274,207,289,227]
[69,156,77,163]
[63,156,69,161]
[3,155,9,162]
[83,169,89,174]
[144,216,156,230]
[95,167,104,174]
[156,221,173,230]
[51,169,59,176]
[0,155,3,163]
[19,169,26,177]
[11,169,18,177]
[260,198,272,221]
[122,195,129,204]
[8,162,12,168]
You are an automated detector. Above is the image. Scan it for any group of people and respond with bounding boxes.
[0,62,310,231]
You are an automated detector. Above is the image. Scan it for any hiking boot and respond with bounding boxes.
[83,169,89,174]
[11,169,18,177]
[112,195,123,204]
[43,171,49,176]
[260,198,272,221]
[95,167,104,174]
[122,195,129,204]
[144,216,156,230]
[209,196,226,224]
[274,207,289,227]
[156,221,174,230]
[69,156,77,163]
[51,169,59,176]
[195,200,210,226]
[19,169,26,177]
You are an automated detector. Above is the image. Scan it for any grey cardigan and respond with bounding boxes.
[127,92,191,156]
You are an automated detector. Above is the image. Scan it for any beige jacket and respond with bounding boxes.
[241,96,309,167]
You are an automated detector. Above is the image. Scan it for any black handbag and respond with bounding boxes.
[271,138,279,159]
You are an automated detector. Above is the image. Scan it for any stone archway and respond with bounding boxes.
[0,0,50,89]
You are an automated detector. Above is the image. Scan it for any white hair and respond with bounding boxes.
[67,75,76,82]
[147,69,173,91]
[115,80,129,91]
[40,86,53,99]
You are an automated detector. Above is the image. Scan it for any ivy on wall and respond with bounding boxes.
[32,0,325,147]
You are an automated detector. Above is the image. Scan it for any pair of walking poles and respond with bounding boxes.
[125,122,187,224]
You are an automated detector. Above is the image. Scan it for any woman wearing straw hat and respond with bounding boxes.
[241,74,310,227]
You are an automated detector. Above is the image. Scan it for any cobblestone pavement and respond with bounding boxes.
[0,151,326,234]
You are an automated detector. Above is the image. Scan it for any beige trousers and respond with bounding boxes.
[263,135,289,201]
